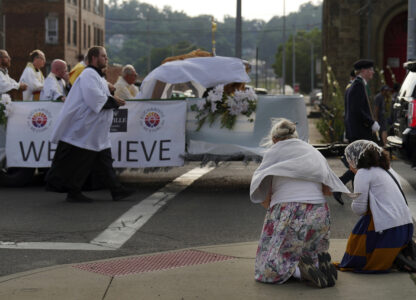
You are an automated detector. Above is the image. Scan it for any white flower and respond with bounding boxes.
[228,99,243,115]
[0,94,12,105]
[240,100,249,113]
[207,85,224,102]
[4,106,12,117]
[210,100,218,113]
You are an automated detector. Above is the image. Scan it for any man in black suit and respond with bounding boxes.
[333,59,380,205]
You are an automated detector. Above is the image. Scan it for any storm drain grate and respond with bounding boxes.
[73,250,235,276]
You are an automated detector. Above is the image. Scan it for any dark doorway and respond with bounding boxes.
[383,11,408,87]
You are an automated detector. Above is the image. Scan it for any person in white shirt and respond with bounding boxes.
[19,49,46,101]
[250,119,350,288]
[0,50,27,97]
[114,64,139,99]
[336,140,413,272]
[40,59,68,101]
[45,46,135,203]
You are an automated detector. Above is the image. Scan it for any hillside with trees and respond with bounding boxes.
[105,0,322,92]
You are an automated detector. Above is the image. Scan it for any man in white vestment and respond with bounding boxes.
[19,49,46,101]
[46,46,135,203]
[114,64,139,99]
[0,50,27,97]
[40,59,69,101]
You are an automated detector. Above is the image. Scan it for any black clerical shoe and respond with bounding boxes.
[333,192,344,205]
[111,186,136,201]
[66,192,93,203]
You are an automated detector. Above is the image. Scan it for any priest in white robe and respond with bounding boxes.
[0,50,27,97]
[114,64,139,99]
[46,46,135,203]
[19,49,45,101]
[40,59,68,101]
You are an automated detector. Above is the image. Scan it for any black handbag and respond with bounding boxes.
[385,170,416,272]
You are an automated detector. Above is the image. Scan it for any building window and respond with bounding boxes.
[83,0,87,9]
[88,25,91,47]
[73,20,77,45]
[94,0,101,15]
[67,17,71,44]
[73,0,77,5]
[45,16,58,44]
[83,23,86,49]
[88,0,91,11]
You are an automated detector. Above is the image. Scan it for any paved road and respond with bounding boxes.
[1,104,415,277]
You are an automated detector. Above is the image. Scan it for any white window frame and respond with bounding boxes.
[45,16,59,45]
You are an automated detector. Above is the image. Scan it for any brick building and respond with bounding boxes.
[323,0,408,103]
[0,0,105,81]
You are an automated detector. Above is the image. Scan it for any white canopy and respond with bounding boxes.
[137,56,250,99]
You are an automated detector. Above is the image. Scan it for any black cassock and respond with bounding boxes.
[344,76,375,142]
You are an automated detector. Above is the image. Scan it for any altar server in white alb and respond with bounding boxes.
[46,46,135,203]
[0,50,27,97]
[40,59,69,101]
[19,49,46,101]
[114,64,139,99]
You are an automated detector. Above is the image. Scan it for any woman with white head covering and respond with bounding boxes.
[250,118,351,288]
[336,140,413,272]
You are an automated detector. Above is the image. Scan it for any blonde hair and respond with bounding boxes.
[261,118,298,147]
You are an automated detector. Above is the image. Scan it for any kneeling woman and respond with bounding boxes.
[336,140,413,272]
[250,119,350,288]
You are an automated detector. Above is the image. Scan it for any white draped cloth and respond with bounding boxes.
[250,138,352,203]
[51,67,113,151]
[19,62,44,101]
[0,68,19,99]
[40,73,66,101]
[137,56,250,99]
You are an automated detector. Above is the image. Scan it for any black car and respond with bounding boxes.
[387,60,416,168]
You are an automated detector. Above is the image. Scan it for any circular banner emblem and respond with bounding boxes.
[27,108,52,132]
[140,107,165,132]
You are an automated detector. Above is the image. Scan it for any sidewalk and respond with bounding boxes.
[0,239,415,299]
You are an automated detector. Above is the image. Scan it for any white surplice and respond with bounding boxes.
[40,73,66,101]
[0,68,19,98]
[19,62,44,101]
[114,76,138,99]
[51,67,113,151]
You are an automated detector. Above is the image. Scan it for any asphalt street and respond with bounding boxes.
[0,106,415,278]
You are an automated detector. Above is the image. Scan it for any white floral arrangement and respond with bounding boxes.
[191,84,257,130]
[0,94,13,126]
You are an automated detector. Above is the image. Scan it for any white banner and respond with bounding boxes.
[5,101,186,168]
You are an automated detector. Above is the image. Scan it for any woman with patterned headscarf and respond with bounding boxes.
[336,140,413,272]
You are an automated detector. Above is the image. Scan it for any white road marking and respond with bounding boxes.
[90,166,215,249]
[0,242,113,251]
[0,166,215,251]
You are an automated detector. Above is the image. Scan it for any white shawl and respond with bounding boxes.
[250,138,352,203]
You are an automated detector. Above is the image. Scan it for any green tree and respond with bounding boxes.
[272,28,321,93]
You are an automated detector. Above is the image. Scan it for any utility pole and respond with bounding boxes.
[235,0,242,58]
[255,47,258,88]
[292,24,296,88]
[282,0,286,94]
[408,0,416,60]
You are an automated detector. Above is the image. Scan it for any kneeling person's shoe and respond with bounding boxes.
[66,192,93,203]
[112,186,136,201]
[298,255,328,288]
[318,252,337,287]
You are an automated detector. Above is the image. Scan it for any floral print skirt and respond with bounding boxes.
[255,202,330,283]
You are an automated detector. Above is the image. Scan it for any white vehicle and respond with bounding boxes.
[0,56,309,186]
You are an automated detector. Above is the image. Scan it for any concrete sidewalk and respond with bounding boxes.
[0,239,415,300]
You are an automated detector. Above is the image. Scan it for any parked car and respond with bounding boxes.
[387,60,416,168]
